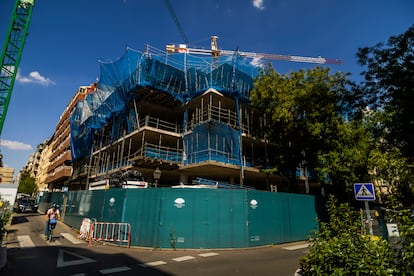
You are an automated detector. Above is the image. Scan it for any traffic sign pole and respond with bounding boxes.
[365,201,373,235]
[354,183,376,236]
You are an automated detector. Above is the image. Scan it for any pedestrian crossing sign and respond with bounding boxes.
[354,183,375,201]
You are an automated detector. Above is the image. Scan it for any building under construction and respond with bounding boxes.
[69,42,283,190]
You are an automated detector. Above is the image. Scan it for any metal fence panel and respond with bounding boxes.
[123,189,160,247]
[101,189,126,222]
[287,193,319,241]
[40,188,320,249]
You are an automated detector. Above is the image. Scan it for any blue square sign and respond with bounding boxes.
[354,183,375,201]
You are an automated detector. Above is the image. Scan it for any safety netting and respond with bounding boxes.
[70,46,259,161]
[183,122,241,166]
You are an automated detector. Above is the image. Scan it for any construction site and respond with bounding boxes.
[0,0,342,192]
[1,0,338,249]
[40,36,333,249]
[69,40,280,190]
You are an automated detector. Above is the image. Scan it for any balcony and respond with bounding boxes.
[45,165,72,184]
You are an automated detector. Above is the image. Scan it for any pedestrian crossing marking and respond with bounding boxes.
[140,261,167,267]
[172,256,196,262]
[198,252,219,257]
[61,232,84,244]
[17,235,35,248]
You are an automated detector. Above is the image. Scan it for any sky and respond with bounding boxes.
[0,0,413,178]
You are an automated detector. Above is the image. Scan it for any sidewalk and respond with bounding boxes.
[0,231,9,271]
[0,214,14,272]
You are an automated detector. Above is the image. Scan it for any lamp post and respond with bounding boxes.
[153,167,161,188]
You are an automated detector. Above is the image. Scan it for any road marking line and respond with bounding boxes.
[17,235,35,248]
[61,232,84,244]
[172,256,196,262]
[282,243,308,250]
[56,249,96,268]
[198,252,219,257]
[140,261,167,267]
[99,266,131,274]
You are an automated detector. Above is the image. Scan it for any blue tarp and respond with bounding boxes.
[70,47,259,161]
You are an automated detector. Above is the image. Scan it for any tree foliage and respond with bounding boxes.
[18,171,37,195]
[393,207,414,274]
[300,195,396,275]
[357,24,414,161]
[317,120,372,199]
[250,66,367,199]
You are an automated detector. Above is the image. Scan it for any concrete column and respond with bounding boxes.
[179,173,188,185]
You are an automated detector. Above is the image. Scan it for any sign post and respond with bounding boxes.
[354,183,376,235]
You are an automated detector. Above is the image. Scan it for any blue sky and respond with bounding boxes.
[0,0,413,177]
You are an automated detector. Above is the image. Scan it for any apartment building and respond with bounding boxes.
[45,84,95,191]
[35,139,52,191]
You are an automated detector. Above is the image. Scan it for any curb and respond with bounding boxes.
[0,232,7,271]
[0,244,6,271]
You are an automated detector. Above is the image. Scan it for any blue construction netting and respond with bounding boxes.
[70,46,259,161]
[183,122,241,166]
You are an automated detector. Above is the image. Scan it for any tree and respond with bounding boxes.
[18,171,37,195]
[363,109,414,205]
[317,119,372,200]
[356,24,414,162]
[250,66,367,199]
[300,195,396,275]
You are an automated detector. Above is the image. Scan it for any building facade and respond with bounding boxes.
[35,139,52,191]
[0,167,14,183]
[45,84,95,191]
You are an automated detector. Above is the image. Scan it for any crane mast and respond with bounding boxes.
[166,36,343,65]
[0,0,35,136]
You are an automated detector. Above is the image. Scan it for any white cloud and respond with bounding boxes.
[16,70,56,86]
[0,139,32,150]
[252,0,265,10]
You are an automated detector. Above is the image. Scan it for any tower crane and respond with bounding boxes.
[0,0,35,136]
[166,35,343,65]
[0,0,34,167]
[164,0,189,44]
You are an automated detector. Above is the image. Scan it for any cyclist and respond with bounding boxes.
[45,204,61,240]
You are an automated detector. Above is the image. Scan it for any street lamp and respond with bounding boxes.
[153,167,161,188]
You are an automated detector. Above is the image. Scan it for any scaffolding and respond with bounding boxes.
[70,45,274,186]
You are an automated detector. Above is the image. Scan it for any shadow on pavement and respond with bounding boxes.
[4,245,173,276]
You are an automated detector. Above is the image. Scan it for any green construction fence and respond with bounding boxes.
[38,188,321,249]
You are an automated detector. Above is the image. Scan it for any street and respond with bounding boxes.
[2,213,308,276]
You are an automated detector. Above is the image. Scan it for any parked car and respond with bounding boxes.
[14,197,38,213]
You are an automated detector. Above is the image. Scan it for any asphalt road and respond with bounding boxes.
[2,212,308,276]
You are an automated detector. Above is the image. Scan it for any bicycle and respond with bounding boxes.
[47,218,57,242]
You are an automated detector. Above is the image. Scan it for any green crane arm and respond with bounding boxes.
[0,0,35,136]
[164,0,189,44]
